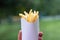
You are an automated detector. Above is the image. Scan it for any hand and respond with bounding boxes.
[18,30,43,40]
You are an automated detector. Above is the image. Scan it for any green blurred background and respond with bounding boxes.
[0,0,60,40]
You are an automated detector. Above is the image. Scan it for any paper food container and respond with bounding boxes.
[20,9,39,40]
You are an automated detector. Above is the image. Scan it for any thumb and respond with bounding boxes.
[18,30,22,40]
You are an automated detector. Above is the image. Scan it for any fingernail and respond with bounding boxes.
[39,32,43,37]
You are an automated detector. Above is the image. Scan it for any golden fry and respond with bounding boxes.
[19,14,25,18]
[36,11,39,15]
[24,11,28,15]
[19,9,39,23]
[34,10,36,14]
[29,9,32,14]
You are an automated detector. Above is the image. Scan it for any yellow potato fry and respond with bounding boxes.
[32,15,37,22]
[36,11,39,15]
[29,9,32,14]
[27,15,31,22]
[19,14,25,18]
[19,9,39,23]
[34,10,36,14]
[24,11,28,15]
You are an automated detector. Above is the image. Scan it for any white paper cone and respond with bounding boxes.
[21,18,39,40]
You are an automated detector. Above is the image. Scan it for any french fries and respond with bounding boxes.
[19,9,39,23]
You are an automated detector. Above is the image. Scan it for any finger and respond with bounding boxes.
[38,37,42,40]
[18,30,22,40]
[39,32,43,37]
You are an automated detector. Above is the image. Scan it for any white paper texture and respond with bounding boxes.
[21,18,39,40]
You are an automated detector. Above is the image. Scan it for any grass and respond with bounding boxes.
[40,20,60,40]
[0,22,20,40]
[0,19,60,40]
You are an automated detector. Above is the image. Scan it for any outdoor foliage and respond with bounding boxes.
[0,0,60,17]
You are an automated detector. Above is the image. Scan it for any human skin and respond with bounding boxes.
[18,30,43,40]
